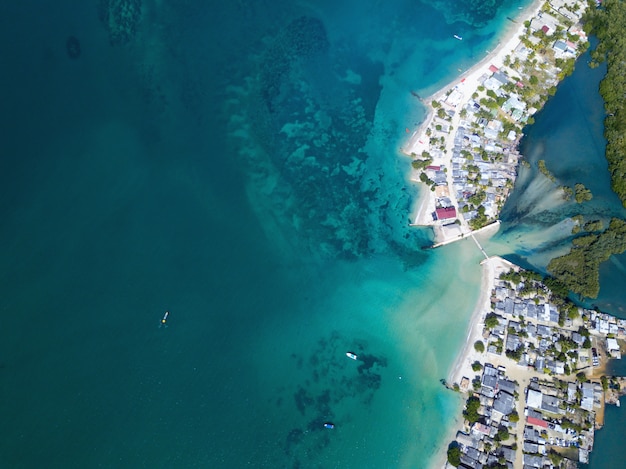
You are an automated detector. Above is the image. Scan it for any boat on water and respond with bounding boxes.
[323,423,335,429]
[346,352,358,360]
[454,34,463,41]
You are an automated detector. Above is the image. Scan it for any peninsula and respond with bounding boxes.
[398,0,626,466]
[403,0,589,247]
[440,255,626,468]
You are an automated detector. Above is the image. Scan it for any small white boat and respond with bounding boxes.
[346,352,358,360]
[323,422,335,429]
[454,34,463,41]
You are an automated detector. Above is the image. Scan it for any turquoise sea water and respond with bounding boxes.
[3,1,626,468]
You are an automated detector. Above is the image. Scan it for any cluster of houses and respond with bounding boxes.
[489,274,626,373]
[446,264,626,468]
[415,0,589,233]
[455,363,521,468]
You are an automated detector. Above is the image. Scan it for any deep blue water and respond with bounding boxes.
[3,0,626,468]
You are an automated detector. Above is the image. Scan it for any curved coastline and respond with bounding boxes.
[401,0,546,249]
[409,1,596,467]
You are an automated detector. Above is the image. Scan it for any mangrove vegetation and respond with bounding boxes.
[584,0,626,206]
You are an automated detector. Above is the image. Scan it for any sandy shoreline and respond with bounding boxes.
[402,0,544,155]
[406,2,581,467]
[447,256,517,386]
[428,256,515,469]
[404,0,545,234]
[404,0,544,154]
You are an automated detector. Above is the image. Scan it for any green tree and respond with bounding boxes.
[601,375,609,391]
[495,426,509,442]
[447,446,461,466]
[464,396,481,423]
[485,313,499,329]
[474,340,485,353]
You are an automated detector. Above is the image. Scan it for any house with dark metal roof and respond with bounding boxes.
[498,379,517,395]
[523,453,545,468]
[493,391,515,416]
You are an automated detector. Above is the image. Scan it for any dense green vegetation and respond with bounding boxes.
[584,0,626,206]
[411,156,433,170]
[547,218,626,298]
[538,159,556,182]
[574,183,593,203]
[562,185,574,201]
[464,395,481,423]
[468,205,491,230]
[583,219,603,232]
[484,313,500,329]
[447,446,461,466]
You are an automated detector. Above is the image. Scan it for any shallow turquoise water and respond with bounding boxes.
[6,0,626,467]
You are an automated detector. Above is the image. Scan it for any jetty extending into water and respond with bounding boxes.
[404,1,610,468]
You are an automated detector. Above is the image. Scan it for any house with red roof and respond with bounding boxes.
[527,416,549,428]
[435,207,457,221]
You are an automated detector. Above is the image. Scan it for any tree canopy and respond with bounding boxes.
[584,0,626,206]
[547,218,626,298]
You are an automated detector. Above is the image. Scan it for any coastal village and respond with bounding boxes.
[399,0,626,467]
[404,0,592,246]
[442,257,626,468]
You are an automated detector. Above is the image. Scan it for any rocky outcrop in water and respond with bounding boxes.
[98,0,142,46]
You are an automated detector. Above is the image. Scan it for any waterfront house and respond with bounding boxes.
[459,454,481,469]
[607,337,621,358]
[456,431,479,449]
[472,422,492,438]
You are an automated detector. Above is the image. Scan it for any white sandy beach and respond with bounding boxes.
[405,0,545,242]
[428,256,515,469]
[403,0,544,158]
[409,1,577,467]
[447,256,517,387]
